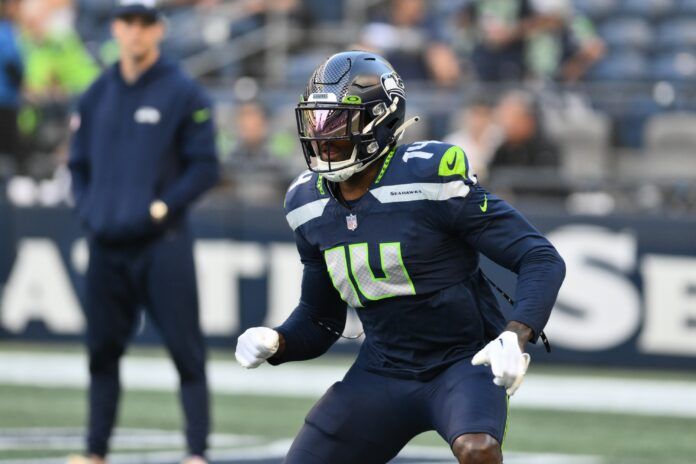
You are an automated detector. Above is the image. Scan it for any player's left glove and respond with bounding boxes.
[471,331,531,396]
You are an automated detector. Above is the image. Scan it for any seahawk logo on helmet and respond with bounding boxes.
[295,51,419,182]
[381,72,405,101]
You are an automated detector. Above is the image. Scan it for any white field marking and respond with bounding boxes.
[2,351,696,418]
[0,435,602,464]
[0,352,345,397]
[393,446,602,464]
[0,427,260,451]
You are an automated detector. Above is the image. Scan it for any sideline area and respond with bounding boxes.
[1,351,695,418]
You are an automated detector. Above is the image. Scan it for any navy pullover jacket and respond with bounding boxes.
[69,57,219,243]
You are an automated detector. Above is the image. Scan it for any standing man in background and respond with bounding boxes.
[68,1,219,463]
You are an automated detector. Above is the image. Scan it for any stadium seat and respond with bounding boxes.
[76,0,115,44]
[592,95,661,148]
[644,111,696,153]
[586,51,650,80]
[302,0,345,24]
[621,0,677,19]
[572,0,620,20]
[677,0,696,14]
[652,51,696,81]
[555,111,612,180]
[656,18,696,49]
[598,17,654,51]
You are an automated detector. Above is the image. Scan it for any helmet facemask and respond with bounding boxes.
[296,94,404,182]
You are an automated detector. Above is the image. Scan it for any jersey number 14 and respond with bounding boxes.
[324,242,415,308]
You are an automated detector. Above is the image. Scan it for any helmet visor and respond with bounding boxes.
[296,104,365,167]
[297,106,363,139]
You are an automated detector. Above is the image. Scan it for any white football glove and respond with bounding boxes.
[235,327,280,369]
[471,331,531,396]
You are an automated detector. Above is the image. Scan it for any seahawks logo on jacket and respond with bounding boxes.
[134,106,161,124]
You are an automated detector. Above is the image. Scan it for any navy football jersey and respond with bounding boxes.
[273,141,563,380]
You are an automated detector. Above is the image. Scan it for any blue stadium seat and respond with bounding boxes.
[657,18,696,49]
[573,0,620,20]
[677,0,696,14]
[652,51,696,80]
[599,17,654,50]
[618,98,661,148]
[76,0,115,43]
[621,0,677,19]
[586,51,650,80]
[302,0,345,24]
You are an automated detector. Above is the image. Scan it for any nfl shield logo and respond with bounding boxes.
[346,213,358,231]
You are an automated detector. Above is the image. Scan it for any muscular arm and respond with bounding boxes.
[453,185,566,347]
[268,230,347,364]
[505,245,565,347]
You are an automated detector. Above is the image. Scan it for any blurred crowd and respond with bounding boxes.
[1,0,695,214]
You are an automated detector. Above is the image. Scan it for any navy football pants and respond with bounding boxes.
[284,358,507,464]
[85,228,208,457]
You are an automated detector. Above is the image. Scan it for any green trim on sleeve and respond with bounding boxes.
[193,108,212,124]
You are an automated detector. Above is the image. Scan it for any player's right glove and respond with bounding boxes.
[235,327,280,369]
[471,331,531,396]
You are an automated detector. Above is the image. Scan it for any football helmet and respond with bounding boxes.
[295,51,419,182]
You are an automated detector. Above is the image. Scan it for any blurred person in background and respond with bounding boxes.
[489,90,561,195]
[457,0,565,82]
[67,1,219,463]
[444,97,502,182]
[218,100,297,204]
[20,0,98,99]
[360,0,460,86]
[0,0,23,177]
[15,0,98,180]
[526,0,605,82]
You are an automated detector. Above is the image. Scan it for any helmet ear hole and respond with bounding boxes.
[372,103,387,117]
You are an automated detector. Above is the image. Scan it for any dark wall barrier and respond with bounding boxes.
[1,204,695,369]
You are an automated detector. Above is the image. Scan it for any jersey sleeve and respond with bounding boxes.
[431,140,565,341]
[159,84,219,216]
[268,227,348,364]
[448,181,565,342]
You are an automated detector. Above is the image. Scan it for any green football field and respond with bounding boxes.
[1,344,696,464]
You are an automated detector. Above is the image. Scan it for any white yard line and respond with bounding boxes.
[0,432,601,464]
[1,352,696,418]
[0,428,260,451]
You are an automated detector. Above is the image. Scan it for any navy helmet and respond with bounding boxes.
[295,51,419,182]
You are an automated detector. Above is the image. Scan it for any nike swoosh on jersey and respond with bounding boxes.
[480,194,488,212]
[446,153,457,171]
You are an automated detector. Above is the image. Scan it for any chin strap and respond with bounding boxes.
[393,115,421,142]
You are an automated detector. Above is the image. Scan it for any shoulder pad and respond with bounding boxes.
[395,141,476,184]
[284,171,331,230]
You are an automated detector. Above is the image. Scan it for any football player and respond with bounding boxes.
[235,51,565,464]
